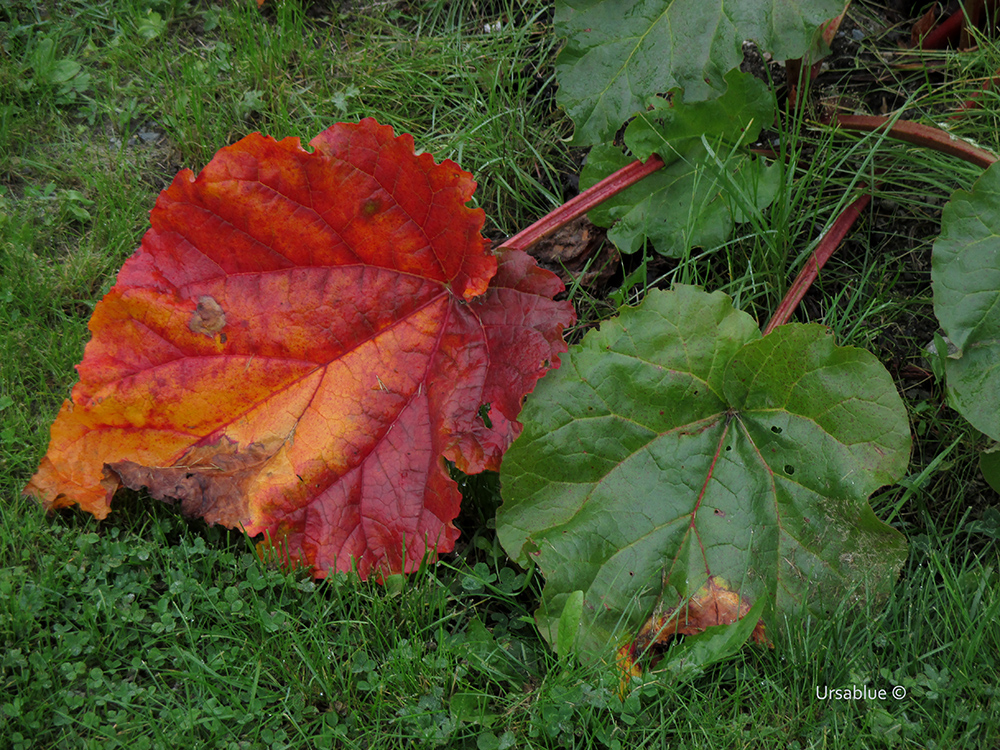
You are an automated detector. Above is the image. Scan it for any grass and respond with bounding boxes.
[3,488,997,748]
[2,0,999,748]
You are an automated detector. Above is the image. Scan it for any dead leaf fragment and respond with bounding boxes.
[911,4,940,46]
[526,214,618,289]
[106,437,275,528]
[635,576,769,649]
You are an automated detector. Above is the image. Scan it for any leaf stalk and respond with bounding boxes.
[764,192,873,335]
[832,115,997,168]
[498,154,666,253]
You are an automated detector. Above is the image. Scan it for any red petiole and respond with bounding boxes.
[499,154,666,253]
[505,116,997,335]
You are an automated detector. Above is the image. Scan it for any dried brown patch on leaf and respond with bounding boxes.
[188,295,227,338]
[106,437,275,527]
[614,576,768,689]
[634,576,770,652]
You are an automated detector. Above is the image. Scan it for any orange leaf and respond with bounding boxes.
[24,119,575,580]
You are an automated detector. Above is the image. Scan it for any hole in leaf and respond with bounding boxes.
[784,465,795,475]
[771,425,782,434]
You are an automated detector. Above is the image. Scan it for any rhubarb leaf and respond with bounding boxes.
[555,0,844,145]
[580,71,779,257]
[581,141,733,256]
[933,162,1000,441]
[982,447,1000,494]
[497,286,909,657]
[24,118,575,580]
[622,70,774,162]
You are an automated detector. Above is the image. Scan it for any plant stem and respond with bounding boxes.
[763,191,873,335]
[833,115,998,168]
[498,154,666,253]
[950,67,1000,118]
[918,6,965,49]
[766,114,997,334]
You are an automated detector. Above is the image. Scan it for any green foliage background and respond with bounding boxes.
[1,0,998,748]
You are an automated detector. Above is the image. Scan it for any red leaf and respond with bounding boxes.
[24,118,575,580]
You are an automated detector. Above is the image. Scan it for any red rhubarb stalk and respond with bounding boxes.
[499,154,666,253]
[834,115,997,168]
[950,67,1000,118]
[919,7,965,49]
[764,192,873,335]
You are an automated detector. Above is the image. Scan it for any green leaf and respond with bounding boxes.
[555,0,844,145]
[498,286,909,657]
[29,38,57,80]
[581,141,733,256]
[579,71,778,257]
[623,70,774,162]
[581,144,777,257]
[137,10,166,41]
[981,446,1000,494]
[965,507,1000,540]
[50,59,81,85]
[556,590,584,657]
[933,162,1000,441]
[450,692,497,726]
